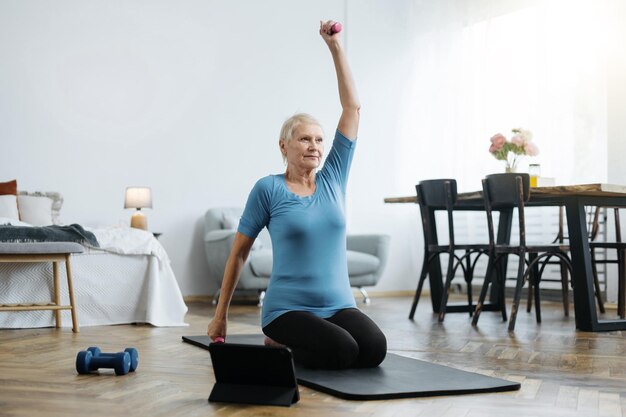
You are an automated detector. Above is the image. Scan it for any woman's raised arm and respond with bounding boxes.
[320,20,360,141]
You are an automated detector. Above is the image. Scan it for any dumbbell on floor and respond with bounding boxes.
[87,347,139,372]
[76,347,139,376]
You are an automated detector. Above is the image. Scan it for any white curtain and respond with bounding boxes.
[367,0,612,294]
[394,0,608,192]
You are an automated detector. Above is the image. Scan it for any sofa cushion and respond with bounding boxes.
[347,250,380,276]
[249,250,381,278]
[248,249,273,277]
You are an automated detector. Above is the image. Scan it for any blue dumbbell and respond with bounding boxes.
[76,350,131,376]
[87,347,139,372]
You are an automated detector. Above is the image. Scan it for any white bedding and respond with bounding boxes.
[87,225,171,265]
[0,225,188,328]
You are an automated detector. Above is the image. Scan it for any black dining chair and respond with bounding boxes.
[551,206,606,315]
[408,179,493,322]
[472,173,574,331]
[524,206,575,318]
[589,207,626,318]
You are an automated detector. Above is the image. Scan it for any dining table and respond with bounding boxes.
[385,183,626,332]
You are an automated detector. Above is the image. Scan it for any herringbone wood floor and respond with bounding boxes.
[1,295,626,417]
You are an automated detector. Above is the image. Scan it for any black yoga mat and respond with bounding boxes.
[183,334,520,400]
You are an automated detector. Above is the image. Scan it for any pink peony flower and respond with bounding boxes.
[489,127,538,163]
[517,128,533,141]
[511,134,524,146]
[524,141,539,156]
[511,128,533,146]
[490,133,506,151]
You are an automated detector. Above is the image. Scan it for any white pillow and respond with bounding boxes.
[17,192,63,226]
[0,217,33,227]
[0,195,19,220]
[18,195,54,226]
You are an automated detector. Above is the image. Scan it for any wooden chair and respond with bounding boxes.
[0,242,83,332]
[408,179,493,322]
[472,174,574,331]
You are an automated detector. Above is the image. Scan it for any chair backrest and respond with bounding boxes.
[204,207,272,248]
[204,207,244,233]
[417,179,458,208]
[590,207,622,243]
[483,173,530,247]
[483,173,530,207]
[556,205,604,243]
[416,179,457,247]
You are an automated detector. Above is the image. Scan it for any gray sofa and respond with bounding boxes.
[204,207,390,305]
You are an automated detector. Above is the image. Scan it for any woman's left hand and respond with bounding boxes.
[319,20,341,46]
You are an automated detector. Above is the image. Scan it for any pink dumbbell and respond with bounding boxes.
[213,337,225,344]
[330,22,342,35]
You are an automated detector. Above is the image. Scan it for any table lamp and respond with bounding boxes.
[124,186,152,230]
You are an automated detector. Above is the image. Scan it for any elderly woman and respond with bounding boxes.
[207,20,387,370]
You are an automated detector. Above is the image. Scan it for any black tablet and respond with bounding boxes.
[208,342,299,407]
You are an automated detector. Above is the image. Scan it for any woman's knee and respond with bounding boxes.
[319,334,360,369]
[326,335,359,369]
[291,335,359,370]
[327,308,388,368]
[357,329,387,368]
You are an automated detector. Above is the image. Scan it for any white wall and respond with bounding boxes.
[346,0,426,289]
[0,0,348,296]
[1,0,623,297]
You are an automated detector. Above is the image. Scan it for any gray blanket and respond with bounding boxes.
[0,224,99,247]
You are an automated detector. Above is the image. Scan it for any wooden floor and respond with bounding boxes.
[1,295,626,417]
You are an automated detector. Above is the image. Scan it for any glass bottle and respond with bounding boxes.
[529,164,541,187]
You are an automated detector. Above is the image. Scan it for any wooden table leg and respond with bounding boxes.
[565,199,599,331]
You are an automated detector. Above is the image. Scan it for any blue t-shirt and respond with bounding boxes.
[238,130,358,327]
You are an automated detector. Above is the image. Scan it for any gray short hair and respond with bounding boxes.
[279,113,323,163]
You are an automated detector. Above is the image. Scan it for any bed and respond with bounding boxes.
[0,181,188,328]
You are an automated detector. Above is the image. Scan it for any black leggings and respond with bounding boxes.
[262,308,387,370]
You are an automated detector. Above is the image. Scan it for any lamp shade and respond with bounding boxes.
[124,187,152,209]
